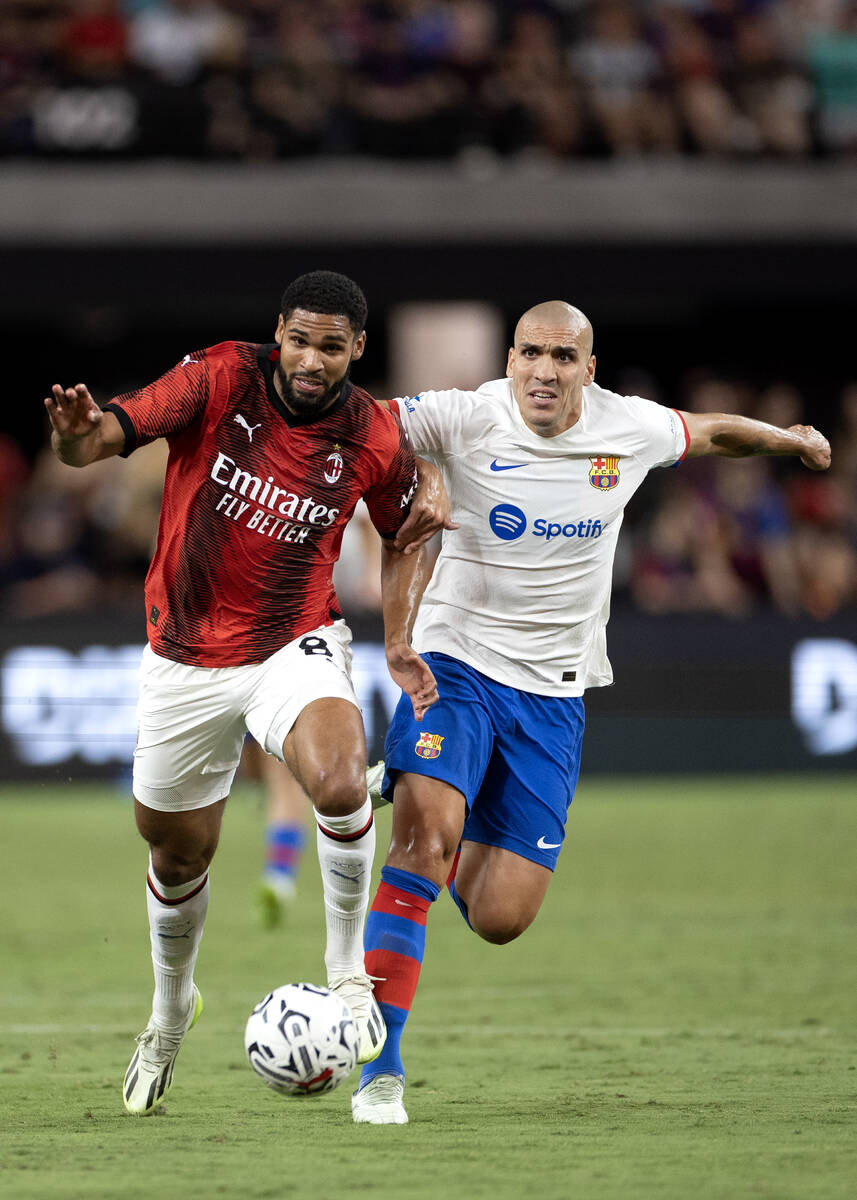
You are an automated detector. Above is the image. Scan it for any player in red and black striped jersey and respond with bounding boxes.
[44,271,450,1116]
[103,338,417,668]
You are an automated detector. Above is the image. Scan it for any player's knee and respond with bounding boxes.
[388,828,457,879]
[468,907,532,946]
[149,844,213,886]
[309,764,366,818]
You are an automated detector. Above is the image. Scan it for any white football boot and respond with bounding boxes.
[351,1074,408,1125]
[365,760,389,810]
[122,986,203,1115]
[328,973,387,1064]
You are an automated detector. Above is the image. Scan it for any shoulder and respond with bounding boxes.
[342,384,407,451]
[585,382,671,427]
[396,378,504,420]
[584,382,684,458]
[197,341,261,369]
[351,383,397,425]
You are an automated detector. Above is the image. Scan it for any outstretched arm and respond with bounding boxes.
[380,540,438,720]
[393,456,459,554]
[44,383,126,466]
[681,411,831,471]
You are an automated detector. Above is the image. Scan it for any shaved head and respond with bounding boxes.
[514,302,593,357]
[506,300,596,436]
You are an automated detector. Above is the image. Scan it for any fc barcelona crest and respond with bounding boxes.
[415,731,444,760]
[324,445,343,484]
[588,455,620,491]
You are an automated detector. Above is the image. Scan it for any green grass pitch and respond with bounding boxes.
[1,775,856,1200]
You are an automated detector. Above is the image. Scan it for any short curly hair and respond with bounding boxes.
[279,271,368,333]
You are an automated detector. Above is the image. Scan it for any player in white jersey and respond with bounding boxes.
[351,301,831,1125]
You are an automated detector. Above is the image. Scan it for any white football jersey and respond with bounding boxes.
[394,377,688,696]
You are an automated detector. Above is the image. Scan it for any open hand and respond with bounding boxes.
[386,642,439,721]
[44,384,102,440]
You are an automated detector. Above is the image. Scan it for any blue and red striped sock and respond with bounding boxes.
[360,865,440,1085]
[264,823,306,892]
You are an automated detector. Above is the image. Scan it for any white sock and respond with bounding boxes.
[313,796,375,981]
[146,856,208,1031]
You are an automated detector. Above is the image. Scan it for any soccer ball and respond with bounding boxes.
[244,982,359,1096]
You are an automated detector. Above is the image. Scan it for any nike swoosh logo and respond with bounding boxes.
[537,837,562,850]
[490,460,527,471]
[394,898,416,908]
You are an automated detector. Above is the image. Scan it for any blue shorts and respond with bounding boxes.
[383,653,585,870]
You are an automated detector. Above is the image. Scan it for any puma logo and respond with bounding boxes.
[234,414,262,441]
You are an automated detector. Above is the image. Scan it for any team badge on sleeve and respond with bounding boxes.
[414,731,444,760]
[589,455,620,490]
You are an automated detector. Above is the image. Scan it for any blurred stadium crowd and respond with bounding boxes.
[2,369,856,623]
[3,0,857,162]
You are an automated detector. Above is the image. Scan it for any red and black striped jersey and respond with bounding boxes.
[104,341,417,667]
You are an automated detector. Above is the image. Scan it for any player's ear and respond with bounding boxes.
[505,347,515,378]
[351,331,366,362]
[274,314,285,345]
[585,354,596,385]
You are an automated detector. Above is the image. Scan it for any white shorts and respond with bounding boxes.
[133,622,359,812]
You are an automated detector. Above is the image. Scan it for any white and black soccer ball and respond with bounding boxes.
[244,983,359,1096]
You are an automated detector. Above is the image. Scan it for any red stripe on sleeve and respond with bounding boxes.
[672,408,691,460]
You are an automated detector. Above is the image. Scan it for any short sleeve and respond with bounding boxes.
[363,414,419,540]
[104,351,209,456]
[390,388,476,458]
[631,397,690,470]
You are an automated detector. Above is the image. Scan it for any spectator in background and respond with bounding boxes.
[346,0,466,157]
[831,380,857,494]
[30,0,142,158]
[630,474,754,616]
[0,462,105,618]
[808,0,857,152]
[480,3,583,159]
[573,0,679,156]
[709,453,802,614]
[239,0,346,158]
[729,4,813,156]
[654,0,732,153]
[0,435,31,571]
[788,379,857,617]
[129,0,244,86]
[631,373,809,617]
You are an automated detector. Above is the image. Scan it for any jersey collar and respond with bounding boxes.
[258,344,352,427]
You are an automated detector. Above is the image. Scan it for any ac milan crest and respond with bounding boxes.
[324,446,343,485]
